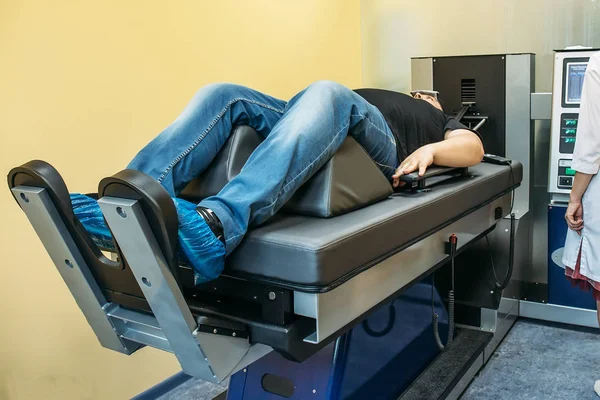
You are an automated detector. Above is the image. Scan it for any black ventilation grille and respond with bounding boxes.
[461,78,476,103]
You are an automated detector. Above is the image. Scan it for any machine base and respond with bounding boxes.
[398,329,492,400]
[520,301,598,328]
[225,281,448,400]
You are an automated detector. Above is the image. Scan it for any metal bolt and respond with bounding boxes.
[243,369,247,373]
[501,56,505,59]
[253,296,258,300]
[232,332,236,337]
[505,229,509,232]
[268,292,276,301]
[213,329,218,334]
[313,389,317,394]
[490,290,494,294]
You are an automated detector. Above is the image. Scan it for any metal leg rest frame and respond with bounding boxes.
[98,197,271,383]
[11,186,139,355]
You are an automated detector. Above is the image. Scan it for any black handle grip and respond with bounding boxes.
[399,166,468,183]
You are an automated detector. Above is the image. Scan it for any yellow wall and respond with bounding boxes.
[0,1,362,399]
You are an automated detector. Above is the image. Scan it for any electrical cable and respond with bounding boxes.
[362,303,396,337]
[487,162,516,290]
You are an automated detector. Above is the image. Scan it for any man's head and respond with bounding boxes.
[411,90,444,112]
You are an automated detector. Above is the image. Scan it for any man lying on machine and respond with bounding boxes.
[73,81,484,283]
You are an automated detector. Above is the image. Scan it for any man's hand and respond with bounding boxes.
[565,199,584,235]
[391,145,434,188]
[390,130,483,188]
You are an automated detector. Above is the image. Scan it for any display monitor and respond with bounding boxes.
[564,62,588,104]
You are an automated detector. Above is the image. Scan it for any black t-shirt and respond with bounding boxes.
[354,88,470,162]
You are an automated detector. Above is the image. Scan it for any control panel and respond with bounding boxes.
[558,113,578,154]
[548,50,595,194]
[557,159,576,189]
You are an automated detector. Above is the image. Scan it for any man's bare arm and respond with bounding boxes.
[392,129,484,188]
[433,129,485,167]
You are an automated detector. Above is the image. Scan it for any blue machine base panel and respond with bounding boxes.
[226,281,449,400]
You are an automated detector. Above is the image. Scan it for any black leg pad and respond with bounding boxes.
[8,160,145,297]
[98,170,180,285]
[8,160,73,219]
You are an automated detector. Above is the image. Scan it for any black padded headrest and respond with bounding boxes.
[180,126,393,218]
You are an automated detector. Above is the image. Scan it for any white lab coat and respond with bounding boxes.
[562,51,600,282]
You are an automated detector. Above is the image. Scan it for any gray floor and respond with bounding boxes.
[156,319,599,400]
[461,319,599,400]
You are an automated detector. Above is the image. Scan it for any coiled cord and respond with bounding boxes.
[433,234,457,351]
[433,289,454,351]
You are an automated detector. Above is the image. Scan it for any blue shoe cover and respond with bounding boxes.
[172,197,226,284]
[70,193,114,249]
[71,193,225,283]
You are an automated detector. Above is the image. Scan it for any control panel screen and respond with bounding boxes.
[565,62,587,104]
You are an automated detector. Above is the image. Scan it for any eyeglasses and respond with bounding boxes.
[410,90,440,100]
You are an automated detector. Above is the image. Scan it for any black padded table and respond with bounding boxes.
[222,161,521,292]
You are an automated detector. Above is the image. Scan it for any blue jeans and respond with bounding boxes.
[128,81,399,254]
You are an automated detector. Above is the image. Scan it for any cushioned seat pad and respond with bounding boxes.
[223,162,521,291]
